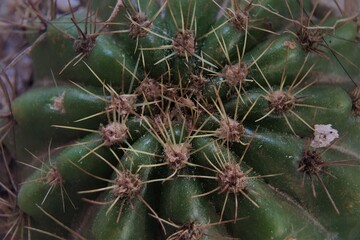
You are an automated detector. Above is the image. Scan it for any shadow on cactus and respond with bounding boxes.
[0,0,360,239]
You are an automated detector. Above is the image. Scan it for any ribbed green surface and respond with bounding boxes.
[3,0,359,239]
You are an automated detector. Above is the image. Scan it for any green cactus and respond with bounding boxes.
[1,0,360,239]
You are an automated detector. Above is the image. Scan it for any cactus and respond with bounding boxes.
[1,0,360,239]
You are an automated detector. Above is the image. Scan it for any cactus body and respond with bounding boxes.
[1,1,360,239]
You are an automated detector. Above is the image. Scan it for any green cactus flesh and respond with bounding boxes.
[1,0,360,239]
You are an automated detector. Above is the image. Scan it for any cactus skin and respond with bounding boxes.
[1,0,360,239]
